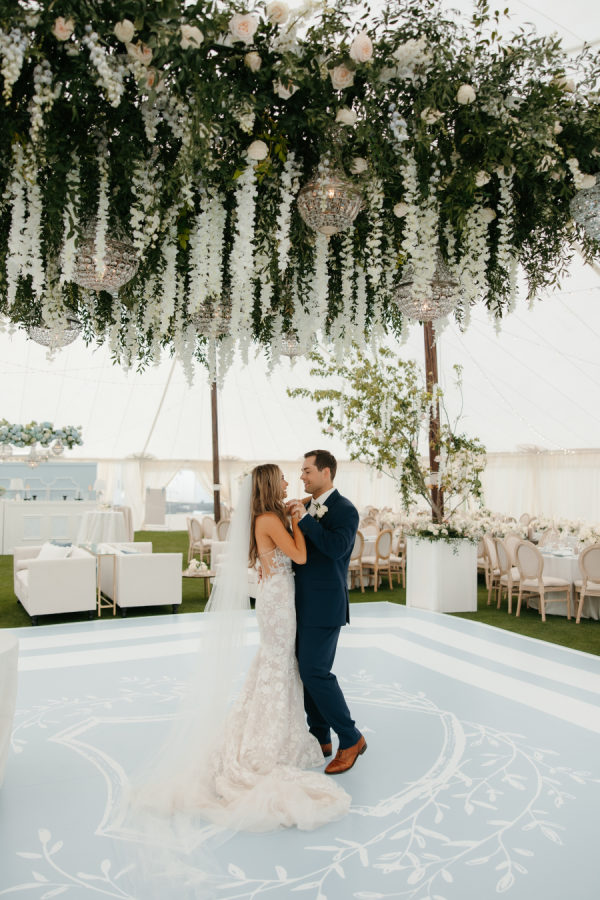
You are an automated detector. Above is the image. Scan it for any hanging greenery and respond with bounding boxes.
[0,0,599,378]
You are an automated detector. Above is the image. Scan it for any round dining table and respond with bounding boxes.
[76,509,128,546]
[527,550,600,619]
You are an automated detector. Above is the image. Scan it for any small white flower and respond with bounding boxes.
[180,24,204,49]
[349,31,373,64]
[315,503,328,519]
[245,51,262,72]
[266,2,290,25]
[456,84,476,104]
[393,202,410,217]
[247,139,269,160]
[480,207,496,223]
[579,173,597,190]
[474,170,491,187]
[420,107,443,124]
[330,64,354,90]
[350,157,368,174]
[273,79,298,99]
[554,75,575,92]
[229,13,259,45]
[114,19,135,43]
[52,17,74,41]
[553,120,563,134]
[335,107,357,126]
[126,42,153,66]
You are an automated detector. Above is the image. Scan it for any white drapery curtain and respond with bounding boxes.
[89,450,600,531]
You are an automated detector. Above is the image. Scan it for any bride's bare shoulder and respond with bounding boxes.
[255,512,283,530]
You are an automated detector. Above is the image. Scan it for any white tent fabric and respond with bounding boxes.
[1,0,599,525]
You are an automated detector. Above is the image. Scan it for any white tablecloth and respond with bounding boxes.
[77,510,127,545]
[527,552,599,619]
[0,633,18,788]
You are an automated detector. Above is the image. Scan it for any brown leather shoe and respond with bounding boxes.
[325,735,367,774]
[320,742,333,758]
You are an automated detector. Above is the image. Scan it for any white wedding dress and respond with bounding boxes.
[184,546,351,832]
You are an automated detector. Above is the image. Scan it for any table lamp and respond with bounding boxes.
[9,478,24,501]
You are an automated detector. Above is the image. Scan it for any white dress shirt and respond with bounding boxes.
[302,487,335,519]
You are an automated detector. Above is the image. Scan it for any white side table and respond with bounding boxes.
[0,633,18,788]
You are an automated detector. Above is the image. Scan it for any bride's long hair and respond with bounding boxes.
[249,464,289,565]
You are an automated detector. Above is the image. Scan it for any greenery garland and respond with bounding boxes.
[0,0,599,374]
[0,419,83,448]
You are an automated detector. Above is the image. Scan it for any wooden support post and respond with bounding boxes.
[211,380,221,524]
[423,320,443,522]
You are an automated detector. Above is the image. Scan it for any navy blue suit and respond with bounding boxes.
[293,489,361,749]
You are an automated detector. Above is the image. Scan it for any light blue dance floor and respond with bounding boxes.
[1,602,599,899]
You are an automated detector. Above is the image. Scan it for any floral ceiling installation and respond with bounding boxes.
[0,0,599,378]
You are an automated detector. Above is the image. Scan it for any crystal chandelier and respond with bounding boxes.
[191,300,231,337]
[570,183,600,241]
[72,228,139,294]
[297,169,363,236]
[0,444,13,461]
[51,439,65,457]
[27,315,82,351]
[280,331,301,358]
[394,251,461,321]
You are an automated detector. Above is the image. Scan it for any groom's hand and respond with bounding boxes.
[287,499,307,520]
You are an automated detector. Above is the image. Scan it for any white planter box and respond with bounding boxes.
[406,536,477,613]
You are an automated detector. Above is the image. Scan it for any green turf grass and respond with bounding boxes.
[0,531,597,656]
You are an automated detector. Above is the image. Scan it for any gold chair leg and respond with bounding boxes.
[540,591,546,622]
[374,565,378,593]
[567,587,571,620]
[388,565,392,590]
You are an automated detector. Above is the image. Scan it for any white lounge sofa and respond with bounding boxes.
[98,542,182,615]
[13,544,96,625]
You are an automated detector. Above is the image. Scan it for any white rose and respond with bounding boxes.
[335,107,357,126]
[480,207,496,223]
[229,13,259,45]
[180,24,204,49]
[393,202,410,217]
[350,157,368,174]
[114,19,135,44]
[244,51,262,72]
[330,64,354,90]
[474,170,490,187]
[420,107,443,124]
[52,17,75,41]
[273,79,298,99]
[456,84,476,104]
[247,139,269,160]
[126,42,153,66]
[266,2,290,25]
[553,120,563,134]
[554,75,575,92]
[579,173,597,190]
[349,31,373,64]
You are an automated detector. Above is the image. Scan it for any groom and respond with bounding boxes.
[288,450,366,775]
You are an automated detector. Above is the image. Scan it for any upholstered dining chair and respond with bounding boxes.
[359,516,378,537]
[482,535,501,606]
[187,516,204,563]
[216,518,230,540]
[574,543,600,624]
[361,529,393,592]
[348,530,365,592]
[514,540,572,622]
[494,537,520,614]
[389,533,406,588]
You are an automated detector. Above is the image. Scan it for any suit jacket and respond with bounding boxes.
[293,489,359,627]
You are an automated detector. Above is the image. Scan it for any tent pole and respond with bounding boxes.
[211,380,221,523]
[423,321,443,522]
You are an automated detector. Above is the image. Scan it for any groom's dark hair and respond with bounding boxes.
[304,450,337,480]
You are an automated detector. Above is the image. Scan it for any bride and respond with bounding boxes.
[136,464,350,834]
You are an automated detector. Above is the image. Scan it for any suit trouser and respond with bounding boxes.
[296,624,361,749]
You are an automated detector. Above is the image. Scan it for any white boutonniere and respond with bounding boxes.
[315,503,328,519]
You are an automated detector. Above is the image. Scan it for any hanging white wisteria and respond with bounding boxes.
[0,0,598,378]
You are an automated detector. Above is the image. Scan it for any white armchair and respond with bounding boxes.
[13,545,96,625]
[98,542,182,615]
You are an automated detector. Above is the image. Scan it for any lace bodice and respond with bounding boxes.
[258,546,293,579]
